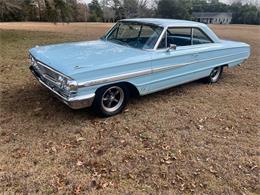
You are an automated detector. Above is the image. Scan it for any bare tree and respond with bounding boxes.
[137,0,152,17]
[0,0,22,21]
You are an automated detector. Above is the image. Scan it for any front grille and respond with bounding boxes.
[31,61,70,98]
[36,62,60,82]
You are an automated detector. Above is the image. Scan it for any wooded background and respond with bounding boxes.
[1,0,259,24]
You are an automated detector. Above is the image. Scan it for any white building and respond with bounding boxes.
[192,12,232,24]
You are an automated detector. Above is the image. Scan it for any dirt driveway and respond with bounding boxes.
[0,23,259,194]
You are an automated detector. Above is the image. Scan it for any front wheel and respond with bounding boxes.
[92,84,129,117]
[204,66,223,84]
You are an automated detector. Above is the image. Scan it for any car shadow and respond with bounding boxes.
[1,83,96,122]
[1,78,210,125]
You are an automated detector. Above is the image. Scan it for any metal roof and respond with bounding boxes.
[120,18,205,28]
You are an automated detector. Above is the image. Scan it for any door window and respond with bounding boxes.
[157,27,213,49]
[168,28,192,47]
[192,28,213,45]
[157,27,192,49]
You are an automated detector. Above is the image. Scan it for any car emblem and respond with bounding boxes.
[74,65,81,69]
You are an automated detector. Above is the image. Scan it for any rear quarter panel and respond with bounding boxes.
[218,39,250,67]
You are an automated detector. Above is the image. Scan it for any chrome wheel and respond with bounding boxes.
[210,67,222,83]
[101,86,125,113]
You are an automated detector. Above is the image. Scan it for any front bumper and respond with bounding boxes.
[30,66,95,109]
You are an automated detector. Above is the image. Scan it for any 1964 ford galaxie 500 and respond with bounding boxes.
[29,18,250,116]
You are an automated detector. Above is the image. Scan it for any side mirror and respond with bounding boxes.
[167,44,177,52]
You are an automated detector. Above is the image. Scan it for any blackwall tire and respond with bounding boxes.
[92,84,129,117]
[204,66,223,84]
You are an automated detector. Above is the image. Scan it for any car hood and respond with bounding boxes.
[29,40,151,78]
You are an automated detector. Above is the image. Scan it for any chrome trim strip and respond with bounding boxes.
[153,51,248,73]
[78,51,249,88]
[147,57,248,86]
[38,78,95,109]
[41,73,61,87]
[68,93,95,102]
[78,69,152,88]
[40,78,95,102]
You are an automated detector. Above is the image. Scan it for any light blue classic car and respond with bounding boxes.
[29,18,250,116]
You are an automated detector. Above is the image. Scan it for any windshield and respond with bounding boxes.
[104,22,163,50]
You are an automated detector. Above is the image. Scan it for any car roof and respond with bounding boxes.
[119,18,221,43]
[120,18,205,28]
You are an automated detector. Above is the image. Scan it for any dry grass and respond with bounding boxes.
[0,22,259,194]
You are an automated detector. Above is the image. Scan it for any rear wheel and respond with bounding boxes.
[93,84,129,117]
[204,66,223,83]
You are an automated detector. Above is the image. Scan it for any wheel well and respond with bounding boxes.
[223,64,228,68]
[121,82,140,97]
[96,82,140,97]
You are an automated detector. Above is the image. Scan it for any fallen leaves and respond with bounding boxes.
[193,169,201,176]
[51,174,66,192]
[0,24,259,195]
[74,185,81,194]
[90,179,114,190]
[11,147,28,158]
[76,160,84,167]
[33,107,43,112]
[51,146,57,153]
[250,165,257,171]
[209,166,218,174]
[160,152,177,165]
[76,137,86,142]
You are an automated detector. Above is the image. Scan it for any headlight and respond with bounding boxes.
[29,55,37,66]
[58,75,78,93]
[64,80,78,93]
[58,75,66,86]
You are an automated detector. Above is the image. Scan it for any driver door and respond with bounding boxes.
[149,27,211,93]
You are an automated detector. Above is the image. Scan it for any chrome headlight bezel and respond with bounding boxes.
[29,54,37,67]
[64,80,78,93]
[58,75,66,87]
[58,75,78,93]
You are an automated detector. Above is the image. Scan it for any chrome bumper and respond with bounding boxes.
[30,66,95,109]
